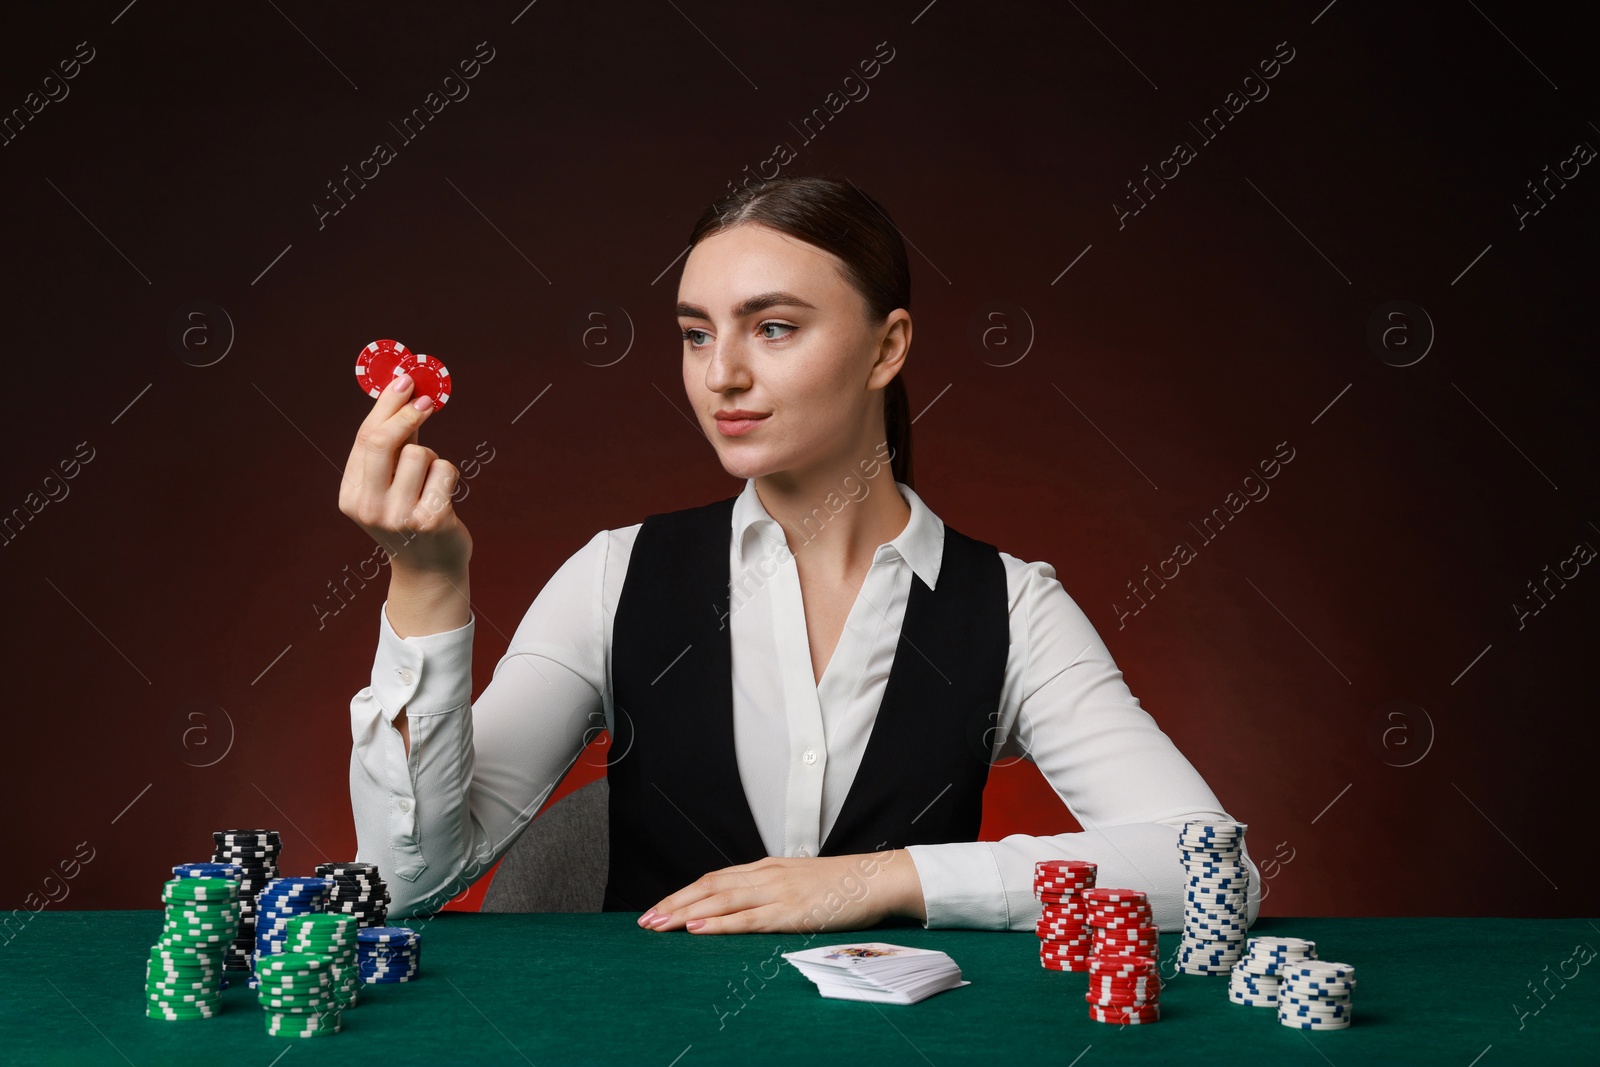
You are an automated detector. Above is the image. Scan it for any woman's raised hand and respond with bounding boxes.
[338,371,473,581]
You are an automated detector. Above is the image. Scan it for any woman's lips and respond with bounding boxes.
[715,414,767,437]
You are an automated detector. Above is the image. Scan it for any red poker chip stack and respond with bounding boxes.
[1084,956,1161,1024]
[1034,860,1096,972]
[1082,888,1162,1024]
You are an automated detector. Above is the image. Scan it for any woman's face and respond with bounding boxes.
[677,222,906,485]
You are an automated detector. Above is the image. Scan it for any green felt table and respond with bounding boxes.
[2,912,1595,1065]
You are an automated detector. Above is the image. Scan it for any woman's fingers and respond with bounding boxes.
[638,853,914,934]
[640,867,771,929]
[681,903,789,935]
[387,443,438,526]
[649,883,770,931]
[338,362,474,581]
[345,373,417,483]
[414,458,462,530]
[355,375,436,514]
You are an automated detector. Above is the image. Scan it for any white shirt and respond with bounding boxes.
[349,477,1260,931]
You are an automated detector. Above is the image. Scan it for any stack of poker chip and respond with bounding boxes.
[357,926,422,984]
[285,914,360,1010]
[146,876,239,1021]
[1082,887,1159,963]
[173,861,241,886]
[146,944,223,1022]
[171,862,241,987]
[211,829,282,972]
[1176,821,1250,975]
[251,877,332,989]
[1034,859,1096,971]
[1278,960,1355,1031]
[1085,955,1161,1025]
[1229,936,1317,1007]
[317,861,391,929]
[255,950,342,1038]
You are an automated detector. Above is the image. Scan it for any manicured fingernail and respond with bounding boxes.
[648,913,673,928]
[685,919,706,932]
[391,373,412,392]
[638,910,657,926]
[412,396,434,411]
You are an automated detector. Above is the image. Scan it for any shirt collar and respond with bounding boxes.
[731,475,945,590]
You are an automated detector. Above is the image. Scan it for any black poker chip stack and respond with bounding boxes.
[211,829,282,972]
[316,862,391,929]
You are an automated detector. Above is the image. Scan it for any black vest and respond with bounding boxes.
[602,492,1010,912]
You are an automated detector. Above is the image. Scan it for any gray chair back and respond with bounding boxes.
[480,777,609,913]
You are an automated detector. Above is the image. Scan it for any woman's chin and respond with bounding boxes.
[719,459,766,481]
[715,447,778,482]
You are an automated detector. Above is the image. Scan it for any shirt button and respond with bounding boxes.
[396,668,415,686]
[797,848,810,858]
[802,749,817,765]
[397,798,412,812]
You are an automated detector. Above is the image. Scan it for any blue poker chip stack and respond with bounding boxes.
[173,862,243,879]
[1175,821,1251,975]
[172,862,242,988]
[1229,935,1317,1006]
[357,926,421,984]
[250,877,332,990]
[1278,960,1355,1030]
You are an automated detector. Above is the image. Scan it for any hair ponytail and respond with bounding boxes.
[883,373,914,489]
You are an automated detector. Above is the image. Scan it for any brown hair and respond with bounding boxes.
[686,175,914,489]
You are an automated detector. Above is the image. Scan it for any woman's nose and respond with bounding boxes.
[703,339,752,391]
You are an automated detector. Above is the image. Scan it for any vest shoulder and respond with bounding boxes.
[939,518,1003,560]
[635,494,739,534]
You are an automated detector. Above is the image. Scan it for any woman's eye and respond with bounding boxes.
[682,323,793,346]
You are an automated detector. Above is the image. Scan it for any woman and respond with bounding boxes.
[340,175,1257,935]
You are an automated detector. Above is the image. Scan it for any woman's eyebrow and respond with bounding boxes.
[675,291,817,320]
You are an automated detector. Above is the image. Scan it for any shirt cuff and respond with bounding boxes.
[904,841,1013,930]
[371,601,475,720]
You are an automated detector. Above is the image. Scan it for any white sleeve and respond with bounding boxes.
[904,556,1260,932]
[348,529,614,917]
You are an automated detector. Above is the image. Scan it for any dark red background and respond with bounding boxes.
[3,1,1595,918]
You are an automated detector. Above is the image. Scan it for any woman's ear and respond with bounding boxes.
[867,309,911,388]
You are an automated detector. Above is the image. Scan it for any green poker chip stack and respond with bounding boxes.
[146,877,240,1021]
[265,1009,342,1037]
[285,913,361,1010]
[255,950,342,1038]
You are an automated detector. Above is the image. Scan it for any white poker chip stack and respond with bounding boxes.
[1229,936,1317,1006]
[1175,821,1250,975]
[1278,960,1355,1030]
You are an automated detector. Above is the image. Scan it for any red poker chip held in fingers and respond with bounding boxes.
[356,338,413,398]
[399,352,453,411]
